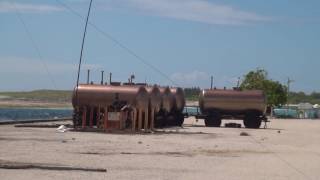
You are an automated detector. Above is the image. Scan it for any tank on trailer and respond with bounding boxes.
[198,89,267,128]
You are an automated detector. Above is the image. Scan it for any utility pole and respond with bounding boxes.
[287,78,294,104]
[286,78,294,117]
[210,76,213,90]
[236,77,241,88]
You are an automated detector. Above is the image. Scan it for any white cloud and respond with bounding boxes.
[101,0,271,25]
[0,1,63,13]
[171,70,209,87]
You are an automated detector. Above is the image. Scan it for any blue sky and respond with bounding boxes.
[1,0,319,92]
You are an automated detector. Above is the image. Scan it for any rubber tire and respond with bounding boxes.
[175,113,185,127]
[154,115,165,128]
[244,111,262,129]
[205,111,221,127]
[166,115,175,127]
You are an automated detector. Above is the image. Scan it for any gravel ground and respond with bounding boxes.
[0,118,320,180]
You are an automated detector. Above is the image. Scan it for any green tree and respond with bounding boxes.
[240,69,287,106]
[184,87,201,101]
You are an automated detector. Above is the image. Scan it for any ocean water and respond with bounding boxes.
[0,107,200,122]
[0,108,73,122]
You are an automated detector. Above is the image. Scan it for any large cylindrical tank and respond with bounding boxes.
[199,89,266,114]
[159,87,175,113]
[170,87,185,113]
[72,84,149,108]
[146,85,162,113]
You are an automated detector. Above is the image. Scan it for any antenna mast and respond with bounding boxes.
[75,0,93,103]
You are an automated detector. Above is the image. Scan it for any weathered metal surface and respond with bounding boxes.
[72,84,149,108]
[145,85,162,113]
[159,87,175,113]
[199,89,266,113]
[72,83,186,131]
[170,87,185,113]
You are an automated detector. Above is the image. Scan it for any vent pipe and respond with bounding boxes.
[101,71,104,85]
[109,72,112,84]
[87,69,90,84]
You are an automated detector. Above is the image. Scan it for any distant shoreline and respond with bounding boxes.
[0,99,72,109]
[0,90,72,108]
[0,89,198,109]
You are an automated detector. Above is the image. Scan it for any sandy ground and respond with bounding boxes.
[0,118,320,180]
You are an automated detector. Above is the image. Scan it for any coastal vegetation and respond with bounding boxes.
[0,90,72,102]
[0,80,319,108]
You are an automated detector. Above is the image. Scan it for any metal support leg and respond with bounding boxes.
[138,109,143,131]
[104,108,108,131]
[151,109,155,131]
[89,107,94,128]
[132,109,137,132]
[144,108,149,132]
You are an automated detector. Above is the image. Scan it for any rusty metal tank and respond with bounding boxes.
[145,85,162,113]
[159,87,175,113]
[170,87,185,112]
[72,84,149,108]
[199,89,266,114]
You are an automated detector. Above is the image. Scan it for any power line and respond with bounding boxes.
[55,0,179,87]
[13,4,57,90]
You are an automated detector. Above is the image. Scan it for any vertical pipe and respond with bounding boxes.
[104,107,108,130]
[138,109,143,131]
[89,106,94,128]
[101,71,104,85]
[82,106,87,129]
[87,69,90,84]
[144,108,149,131]
[210,76,213,90]
[109,73,112,84]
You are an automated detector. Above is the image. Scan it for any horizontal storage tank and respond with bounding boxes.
[72,84,149,108]
[146,86,162,113]
[159,87,175,113]
[170,87,185,113]
[199,89,266,114]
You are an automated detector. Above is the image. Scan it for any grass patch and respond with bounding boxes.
[0,90,72,102]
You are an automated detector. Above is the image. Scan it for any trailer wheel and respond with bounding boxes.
[205,111,221,127]
[166,115,175,127]
[154,115,165,128]
[175,113,184,127]
[244,111,261,129]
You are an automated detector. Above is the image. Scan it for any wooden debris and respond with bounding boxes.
[0,162,106,172]
[14,124,72,128]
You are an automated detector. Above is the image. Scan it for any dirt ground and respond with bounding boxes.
[0,117,320,180]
